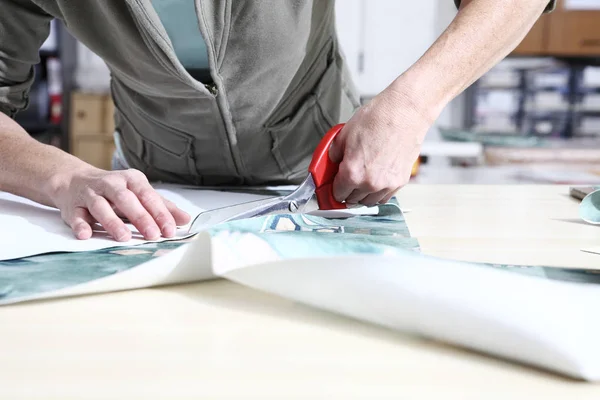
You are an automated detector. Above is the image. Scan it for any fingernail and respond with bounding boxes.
[146,226,160,239]
[115,227,130,241]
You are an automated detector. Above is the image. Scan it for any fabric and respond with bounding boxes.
[579,187,600,224]
[111,132,130,171]
[0,198,415,303]
[1,0,362,186]
[4,190,600,381]
[150,0,210,71]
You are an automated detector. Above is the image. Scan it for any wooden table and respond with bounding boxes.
[1,185,600,399]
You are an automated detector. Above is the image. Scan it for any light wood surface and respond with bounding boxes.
[400,185,600,269]
[1,184,600,399]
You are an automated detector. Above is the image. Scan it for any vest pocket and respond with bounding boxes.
[112,96,197,179]
[267,56,340,181]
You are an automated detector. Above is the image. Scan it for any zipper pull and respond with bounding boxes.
[206,83,218,96]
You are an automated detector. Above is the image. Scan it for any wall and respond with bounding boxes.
[335,0,465,139]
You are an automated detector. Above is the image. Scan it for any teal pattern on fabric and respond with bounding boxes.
[0,199,419,302]
[150,0,209,70]
[4,192,600,304]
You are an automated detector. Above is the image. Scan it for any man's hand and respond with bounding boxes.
[48,166,190,241]
[329,84,433,206]
[328,0,550,206]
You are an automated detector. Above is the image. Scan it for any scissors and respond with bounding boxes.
[188,123,349,233]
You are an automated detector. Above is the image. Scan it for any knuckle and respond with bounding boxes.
[88,196,106,212]
[81,185,96,202]
[396,178,408,189]
[137,188,157,205]
[154,211,170,225]
[104,218,123,233]
[343,166,364,187]
[363,174,384,192]
[114,188,132,204]
[99,175,122,192]
[124,168,148,182]
[130,213,150,226]
[364,181,379,193]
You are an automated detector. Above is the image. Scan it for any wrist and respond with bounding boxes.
[44,152,98,209]
[386,72,446,129]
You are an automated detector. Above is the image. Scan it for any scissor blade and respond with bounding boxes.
[187,175,324,233]
[187,196,285,233]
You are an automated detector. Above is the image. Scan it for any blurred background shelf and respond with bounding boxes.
[16,19,78,152]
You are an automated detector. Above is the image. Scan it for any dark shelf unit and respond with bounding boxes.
[14,20,77,152]
[464,56,600,139]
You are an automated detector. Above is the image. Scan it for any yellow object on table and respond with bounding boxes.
[411,156,421,177]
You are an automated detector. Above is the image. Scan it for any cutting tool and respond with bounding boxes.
[188,123,349,233]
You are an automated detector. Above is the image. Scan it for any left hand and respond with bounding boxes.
[329,84,435,206]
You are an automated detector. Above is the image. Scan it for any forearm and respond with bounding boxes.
[390,0,549,122]
[0,112,91,207]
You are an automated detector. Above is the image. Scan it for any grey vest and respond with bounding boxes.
[0,0,361,186]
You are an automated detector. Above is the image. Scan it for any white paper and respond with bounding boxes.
[582,247,600,255]
[565,0,600,10]
[210,231,600,381]
[0,184,385,261]
[0,184,271,261]
[3,223,600,381]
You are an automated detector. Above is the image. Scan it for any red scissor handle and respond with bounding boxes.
[308,123,347,210]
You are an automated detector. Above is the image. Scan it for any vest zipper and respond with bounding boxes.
[206,82,218,96]
[127,0,217,97]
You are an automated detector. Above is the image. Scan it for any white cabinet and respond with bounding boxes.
[335,0,440,96]
[335,0,465,135]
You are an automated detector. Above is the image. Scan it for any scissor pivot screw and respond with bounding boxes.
[289,201,299,213]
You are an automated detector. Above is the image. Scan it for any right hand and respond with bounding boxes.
[48,166,191,241]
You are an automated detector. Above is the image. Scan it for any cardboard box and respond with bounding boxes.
[512,16,549,56]
[104,95,115,134]
[70,92,115,137]
[72,135,115,171]
[70,91,117,169]
[70,92,105,135]
[547,1,600,56]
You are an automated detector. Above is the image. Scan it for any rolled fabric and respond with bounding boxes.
[580,188,600,224]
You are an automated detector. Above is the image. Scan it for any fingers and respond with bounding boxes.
[105,185,162,240]
[328,134,345,164]
[333,160,387,205]
[125,179,177,238]
[333,160,404,206]
[355,189,391,207]
[60,168,190,242]
[332,161,359,203]
[65,207,95,240]
[381,189,399,204]
[86,195,132,241]
[162,197,191,226]
[345,188,371,205]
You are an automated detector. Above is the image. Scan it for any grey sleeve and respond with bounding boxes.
[0,0,53,118]
[454,0,557,13]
